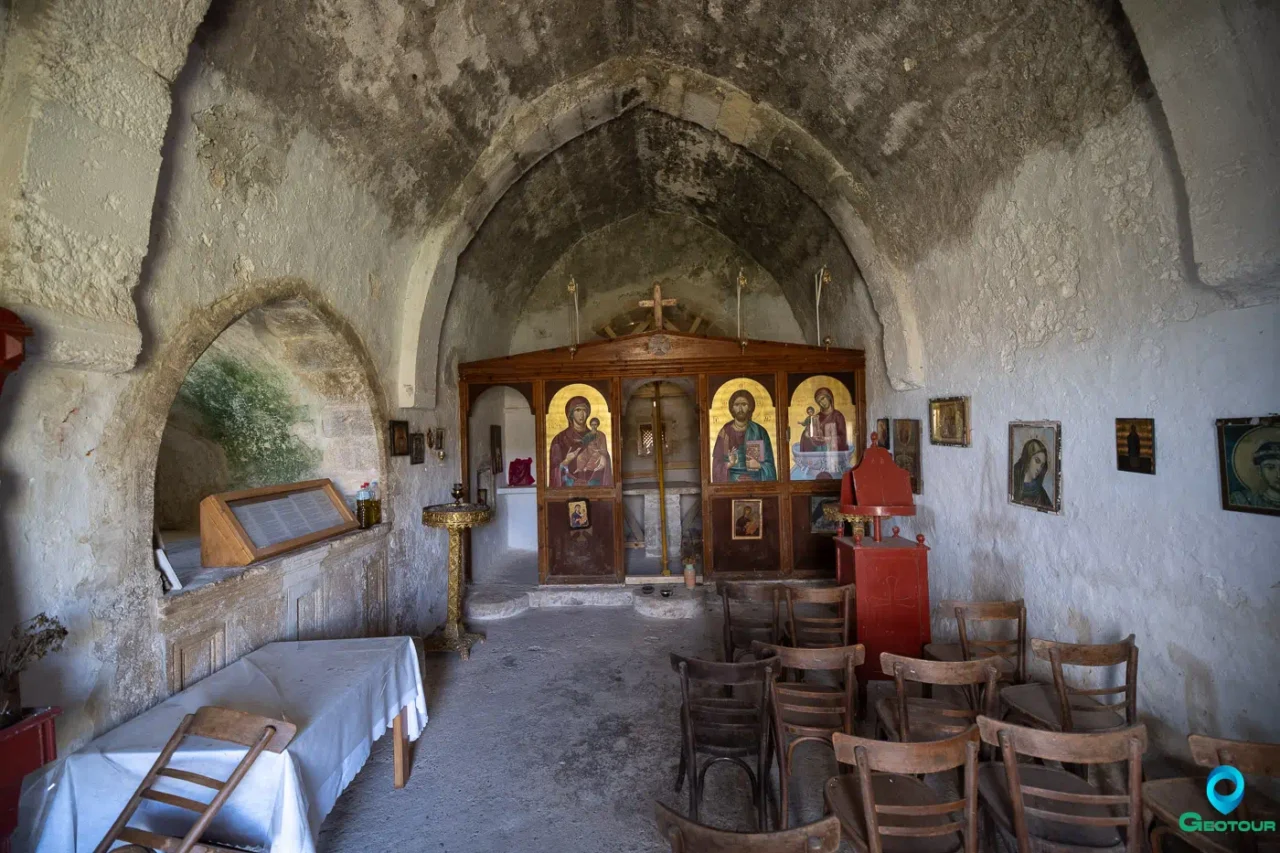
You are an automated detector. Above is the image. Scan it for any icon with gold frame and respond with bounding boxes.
[567,497,591,529]
[929,397,970,447]
[731,498,764,540]
[709,378,778,483]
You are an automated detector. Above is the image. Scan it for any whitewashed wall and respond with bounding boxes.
[866,100,1280,762]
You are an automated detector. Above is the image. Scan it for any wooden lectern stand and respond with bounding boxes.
[834,434,930,686]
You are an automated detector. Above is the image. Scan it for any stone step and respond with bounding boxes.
[465,584,533,621]
[528,585,634,608]
[466,583,709,619]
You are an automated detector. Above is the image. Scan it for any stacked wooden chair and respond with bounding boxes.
[1143,734,1280,853]
[670,651,778,830]
[924,599,1027,685]
[655,802,841,852]
[1000,636,1139,733]
[876,652,999,744]
[782,583,855,649]
[827,726,981,853]
[752,640,865,829]
[94,706,296,853]
[718,581,787,661]
[977,716,1147,853]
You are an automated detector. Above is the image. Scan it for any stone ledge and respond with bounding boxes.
[160,523,391,614]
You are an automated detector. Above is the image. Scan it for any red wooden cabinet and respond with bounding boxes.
[1,707,60,853]
[836,533,930,681]
[834,440,931,683]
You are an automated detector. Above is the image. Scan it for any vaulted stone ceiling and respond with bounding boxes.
[453,109,863,347]
[196,0,1146,266]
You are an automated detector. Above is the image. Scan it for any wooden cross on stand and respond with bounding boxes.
[638,282,678,331]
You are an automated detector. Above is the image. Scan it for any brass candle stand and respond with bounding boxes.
[421,484,493,659]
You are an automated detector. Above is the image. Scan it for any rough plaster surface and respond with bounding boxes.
[1121,0,1280,298]
[0,51,458,749]
[510,212,804,355]
[868,102,1280,761]
[0,0,1277,772]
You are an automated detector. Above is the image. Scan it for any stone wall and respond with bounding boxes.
[865,99,1280,762]
[0,42,454,749]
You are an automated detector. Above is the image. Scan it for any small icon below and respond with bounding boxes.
[1206,765,1245,815]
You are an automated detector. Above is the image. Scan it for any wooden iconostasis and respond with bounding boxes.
[458,331,866,585]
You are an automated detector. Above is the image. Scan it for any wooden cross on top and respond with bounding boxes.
[638,282,678,330]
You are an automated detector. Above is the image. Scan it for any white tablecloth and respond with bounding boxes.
[14,636,427,853]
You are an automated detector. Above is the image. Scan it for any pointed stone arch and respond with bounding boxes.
[397,57,926,410]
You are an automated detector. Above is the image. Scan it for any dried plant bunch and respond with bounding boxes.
[2,613,68,680]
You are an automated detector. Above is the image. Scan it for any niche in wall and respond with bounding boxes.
[468,386,537,584]
[154,299,381,575]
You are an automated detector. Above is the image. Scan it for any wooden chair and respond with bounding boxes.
[718,581,786,662]
[826,726,981,853]
[1000,636,1138,733]
[671,652,777,830]
[93,706,297,853]
[876,653,999,744]
[924,599,1027,684]
[655,801,841,852]
[752,641,865,829]
[782,582,855,648]
[1144,734,1280,853]
[976,716,1147,853]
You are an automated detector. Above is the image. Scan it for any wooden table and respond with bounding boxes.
[16,638,426,853]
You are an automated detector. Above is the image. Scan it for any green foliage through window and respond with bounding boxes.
[178,354,320,489]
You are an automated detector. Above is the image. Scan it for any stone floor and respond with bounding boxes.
[316,606,858,852]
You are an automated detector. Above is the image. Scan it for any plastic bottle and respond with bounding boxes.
[356,482,371,528]
[369,480,382,525]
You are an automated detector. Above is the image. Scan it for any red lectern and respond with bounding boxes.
[834,434,930,686]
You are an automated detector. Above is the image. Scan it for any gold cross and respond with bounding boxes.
[638,282,677,330]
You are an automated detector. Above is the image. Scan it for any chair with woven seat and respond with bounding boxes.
[1000,636,1138,733]
[782,582,855,648]
[93,706,297,853]
[718,581,787,662]
[752,641,864,828]
[826,726,980,853]
[876,653,999,744]
[671,652,777,829]
[923,599,1027,685]
[1144,734,1280,853]
[976,716,1147,853]
[655,801,841,852]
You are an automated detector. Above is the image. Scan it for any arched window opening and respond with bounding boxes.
[154,298,381,587]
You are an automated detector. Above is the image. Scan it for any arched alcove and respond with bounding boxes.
[620,378,701,577]
[467,385,537,585]
[154,297,383,583]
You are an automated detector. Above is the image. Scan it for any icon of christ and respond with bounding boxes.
[712,389,777,482]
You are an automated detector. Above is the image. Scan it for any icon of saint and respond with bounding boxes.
[712,389,776,482]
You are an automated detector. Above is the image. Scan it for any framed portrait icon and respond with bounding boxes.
[929,397,970,447]
[1216,417,1280,515]
[1008,421,1061,513]
[389,420,410,456]
[567,498,591,529]
[731,498,764,540]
